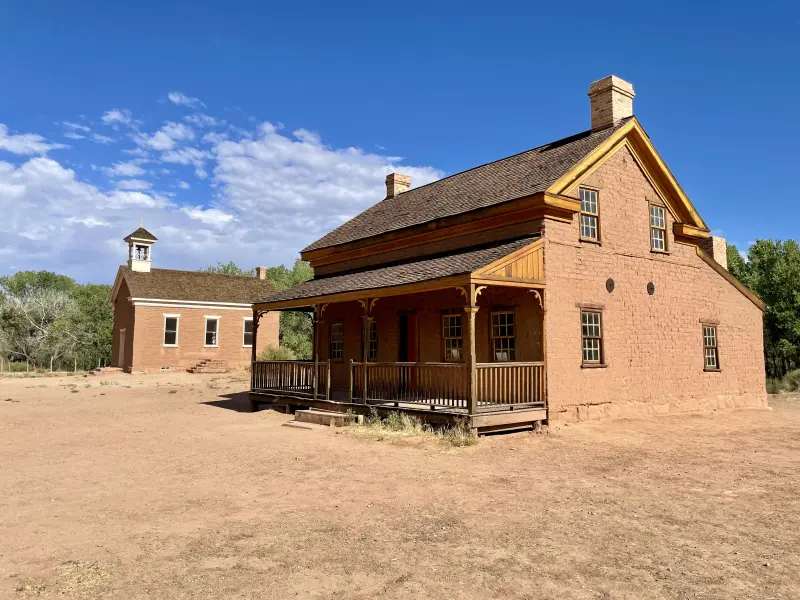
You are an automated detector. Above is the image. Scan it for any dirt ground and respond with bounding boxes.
[1,372,798,600]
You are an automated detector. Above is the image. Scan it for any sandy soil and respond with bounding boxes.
[1,372,799,599]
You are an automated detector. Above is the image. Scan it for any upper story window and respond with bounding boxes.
[442,314,463,361]
[243,318,254,347]
[581,310,603,364]
[650,204,667,252]
[330,323,344,359]
[205,317,219,347]
[163,315,179,347]
[491,311,516,361]
[579,188,599,241]
[703,325,720,371]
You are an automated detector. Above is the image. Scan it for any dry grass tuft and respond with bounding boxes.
[347,409,477,448]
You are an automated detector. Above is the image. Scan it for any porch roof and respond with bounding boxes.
[256,236,540,309]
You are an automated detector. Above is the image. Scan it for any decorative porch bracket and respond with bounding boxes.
[463,282,481,416]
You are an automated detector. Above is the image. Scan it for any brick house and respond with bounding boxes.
[110,227,279,373]
[248,75,766,432]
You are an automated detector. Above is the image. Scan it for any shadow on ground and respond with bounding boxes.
[200,392,253,413]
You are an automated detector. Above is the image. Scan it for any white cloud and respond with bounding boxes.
[180,206,234,227]
[104,161,146,177]
[115,179,152,191]
[168,91,204,108]
[0,124,67,155]
[1,115,443,282]
[64,131,86,140]
[63,121,91,133]
[101,108,133,126]
[134,121,194,151]
[91,134,115,145]
[184,113,219,127]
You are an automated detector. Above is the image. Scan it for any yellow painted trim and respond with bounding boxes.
[696,247,765,311]
[674,222,710,240]
[546,118,708,231]
[470,276,546,288]
[473,238,544,276]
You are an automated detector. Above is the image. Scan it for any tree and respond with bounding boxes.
[203,261,255,276]
[739,239,800,378]
[726,244,751,286]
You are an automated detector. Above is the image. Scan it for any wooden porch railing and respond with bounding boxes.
[352,361,468,408]
[476,361,545,407]
[251,360,330,399]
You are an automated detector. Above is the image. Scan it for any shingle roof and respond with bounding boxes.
[119,267,274,304]
[124,227,158,242]
[304,119,630,252]
[263,236,538,304]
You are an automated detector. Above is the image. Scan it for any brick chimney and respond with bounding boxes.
[385,173,411,199]
[255,266,267,280]
[588,75,635,130]
[700,236,728,271]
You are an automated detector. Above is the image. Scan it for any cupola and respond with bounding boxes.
[124,224,158,273]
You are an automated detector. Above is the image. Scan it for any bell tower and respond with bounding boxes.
[124,224,158,273]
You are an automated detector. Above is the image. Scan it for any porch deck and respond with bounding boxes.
[250,359,546,432]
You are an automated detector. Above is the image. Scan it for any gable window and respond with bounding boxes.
[442,314,463,361]
[163,315,179,347]
[650,204,667,251]
[243,318,254,347]
[491,311,516,361]
[579,188,599,241]
[330,323,344,359]
[581,310,603,364]
[703,325,720,370]
[205,317,219,347]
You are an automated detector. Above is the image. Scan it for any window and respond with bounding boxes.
[163,316,179,347]
[703,325,719,370]
[367,320,378,361]
[205,317,219,347]
[581,310,603,364]
[134,245,149,260]
[243,318,254,347]
[442,314,463,361]
[330,323,344,359]
[579,188,599,241]
[650,204,667,251]
[491,311,516,361]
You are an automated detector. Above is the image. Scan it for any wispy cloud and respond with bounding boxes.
[103,160,146,177]
[168,91,205,108]
[0,124,66,155]
[115,179,152,191]
[101,108,133,127]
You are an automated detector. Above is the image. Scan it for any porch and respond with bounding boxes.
[248,237,548,432]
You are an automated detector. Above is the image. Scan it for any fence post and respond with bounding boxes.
[326,360,332,401]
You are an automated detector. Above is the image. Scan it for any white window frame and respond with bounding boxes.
[163,314,180,347]
[204,316,221,348]
[579,187,599,242]
[650,204,667,252]
[243,317,254,348]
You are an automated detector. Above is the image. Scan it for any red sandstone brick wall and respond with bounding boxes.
[123,306,278,372]
[543,145,766,422]
[111,280,136,371]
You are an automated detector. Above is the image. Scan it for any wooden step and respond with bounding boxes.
[294,409,349,427]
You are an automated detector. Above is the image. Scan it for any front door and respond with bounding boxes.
[118,329,126,368]
[398,313,419,362]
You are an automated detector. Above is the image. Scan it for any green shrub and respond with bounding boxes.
[258,346,297,361]
[783,370,800,392]
[766,378,784,394]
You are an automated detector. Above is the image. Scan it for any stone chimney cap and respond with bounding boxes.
[385,172,411,199]
[588,75,635,130]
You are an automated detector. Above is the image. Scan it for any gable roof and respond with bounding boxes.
[304,119,632,253]
[261,236,539,306]
[114,267,274,304]
[124,227,158,242]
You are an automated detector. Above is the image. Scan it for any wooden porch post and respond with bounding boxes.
[464,284,479,416]
[311,305,319,400]
[361,298,372,404]
[250,310,260,390]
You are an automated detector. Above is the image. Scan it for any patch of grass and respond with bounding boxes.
[348,409,477,447]
[258,345,297,361]
[99,380,118,387]
[168,389,177,395]
[767,370,800,394]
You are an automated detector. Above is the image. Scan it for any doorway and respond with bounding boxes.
[397,313,419,362]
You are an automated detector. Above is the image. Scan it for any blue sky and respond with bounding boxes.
[1,0,798,283]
